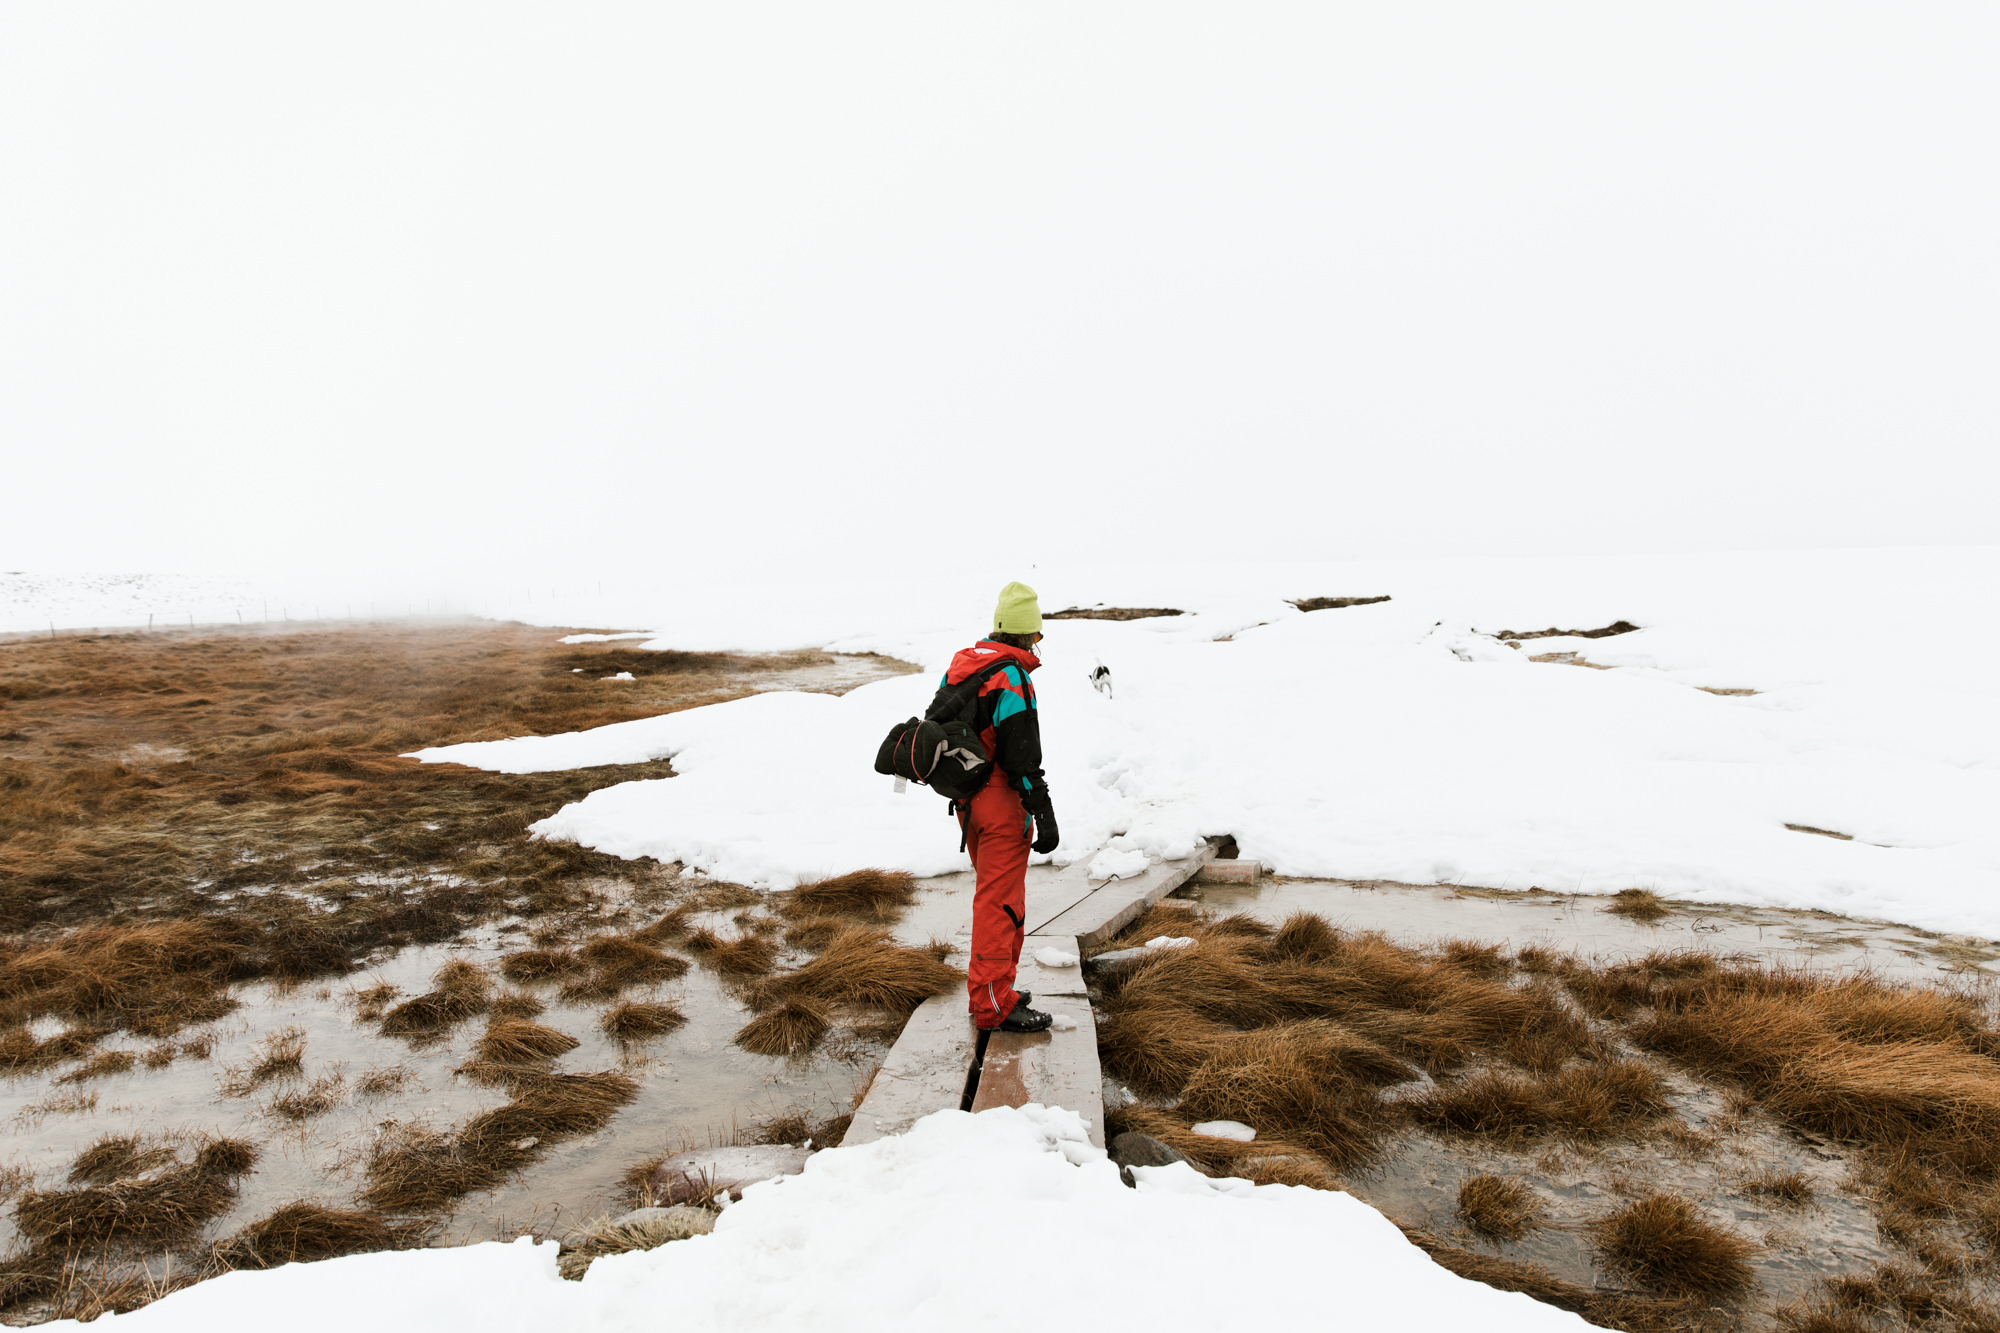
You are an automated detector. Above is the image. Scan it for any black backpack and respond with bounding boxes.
[873,658,1019,800]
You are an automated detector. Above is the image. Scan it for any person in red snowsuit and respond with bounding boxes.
[943,582,1059,1032]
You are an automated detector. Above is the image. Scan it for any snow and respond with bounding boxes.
[1048,1012,1079,1032]
[1087,848,1152,881]
[1145,937,1197,951]
[603,672,636,681]
[1033,946,1080,968]
[398,548,2000,939]
[559,632,654,644]
[1192,1120,1258,1142]
[66,1105,1587,1333]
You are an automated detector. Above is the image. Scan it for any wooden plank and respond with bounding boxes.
[1013,933,1090,1001]
[1037,850,1216,946]
[842,993,978,1148]
[967,935,1104,1147]
[1022,862,1099,935]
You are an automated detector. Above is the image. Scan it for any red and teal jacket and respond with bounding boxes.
[941,640,1046,798]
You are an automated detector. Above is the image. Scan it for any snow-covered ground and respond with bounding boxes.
[398,547,2000,940]
[60,1105,1587,1333]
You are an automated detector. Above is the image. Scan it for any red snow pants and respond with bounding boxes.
[963,773,1029,1029]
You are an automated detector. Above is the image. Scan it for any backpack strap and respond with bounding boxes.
[924,657,1019,725]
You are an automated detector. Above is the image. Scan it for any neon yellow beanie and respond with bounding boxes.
[993,581,1042,635]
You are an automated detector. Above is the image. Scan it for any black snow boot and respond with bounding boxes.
[996,997,1053,1033]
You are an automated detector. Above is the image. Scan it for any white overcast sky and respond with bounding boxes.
[3,3,1996,584]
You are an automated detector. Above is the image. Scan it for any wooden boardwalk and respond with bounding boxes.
[844,849,1214,1149]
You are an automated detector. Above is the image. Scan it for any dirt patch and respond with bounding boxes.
[1043,607,1185,621]
[1290,596,1392,612]
[1496,620,1640,641]
[1786,825,1855,842]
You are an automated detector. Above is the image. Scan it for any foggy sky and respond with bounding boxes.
[5,3,1996,584]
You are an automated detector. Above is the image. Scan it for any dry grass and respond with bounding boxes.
[16,1136,258,1245]
[781,869,918,921]
[269,1073,345,1122]
[355,1065,410,1097]
[1591,1193,1761,1297]
[687,931,779,978]
[556,1205,714,1280]
[1412,1061,1671,1142]
[0,1025,109,1076]
[53,1050,137,1084]
[747,925,962,1017]
[1777,1263,2000,1333]
[1604,888,1671,922]
[601,1001,687,1041]
[554,938,692,1001]
[1398,1226,1692,1333]
[474,1017,580,1064]
[489,989,547,1021]
[0,622,876,941]
[734,1000,833,1058]
[0,921,247,1038]
[66,1134,178,1184]
[1743,1169,1816,1209]
[1457,1174,1543,1240]
[362,1071,637,1213]
[500,948,587,982]
[379,960,491,1039]
[212,1201,422,1269]
[1624,960,2000,1181]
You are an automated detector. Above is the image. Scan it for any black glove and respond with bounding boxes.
[1023,785,1060,855]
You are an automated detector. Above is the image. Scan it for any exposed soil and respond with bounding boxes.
[1043,607,1185,621]
[1290,596,1393,612]
[1496,620,1641,641]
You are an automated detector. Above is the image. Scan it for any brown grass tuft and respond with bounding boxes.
[734,999,832,1058]
[1591,1193,1761,1296]
[693,932,780,978]
[355,1065,410,1097]
[1399,1226,1692,1333]
[1743,1168,1816,1208]
[67,1134,178,1185]
[363,1070,638,1213]
[213,1201,421,1269]
[1236,1154,1345,1190]
[1412,1061,1671,1142]
[53,1049,137,1084]
[16,1136,258,1246]
[1604,888,1670,922]
[474,1018,580,1064]
[269,1073,345,1121]
[782,869,917,920]
[488,989,547,1021]
[500,948,587,982]
[748,925,962,1016]
[783,915,849,952]
[1457,1174,1543,1239]
[379,962,491,1039]
[601,1001,688,1041]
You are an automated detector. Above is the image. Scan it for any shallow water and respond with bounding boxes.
[1186,876,2000,983]
[0,907,892,1264]
[1163,876,2000,1323]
